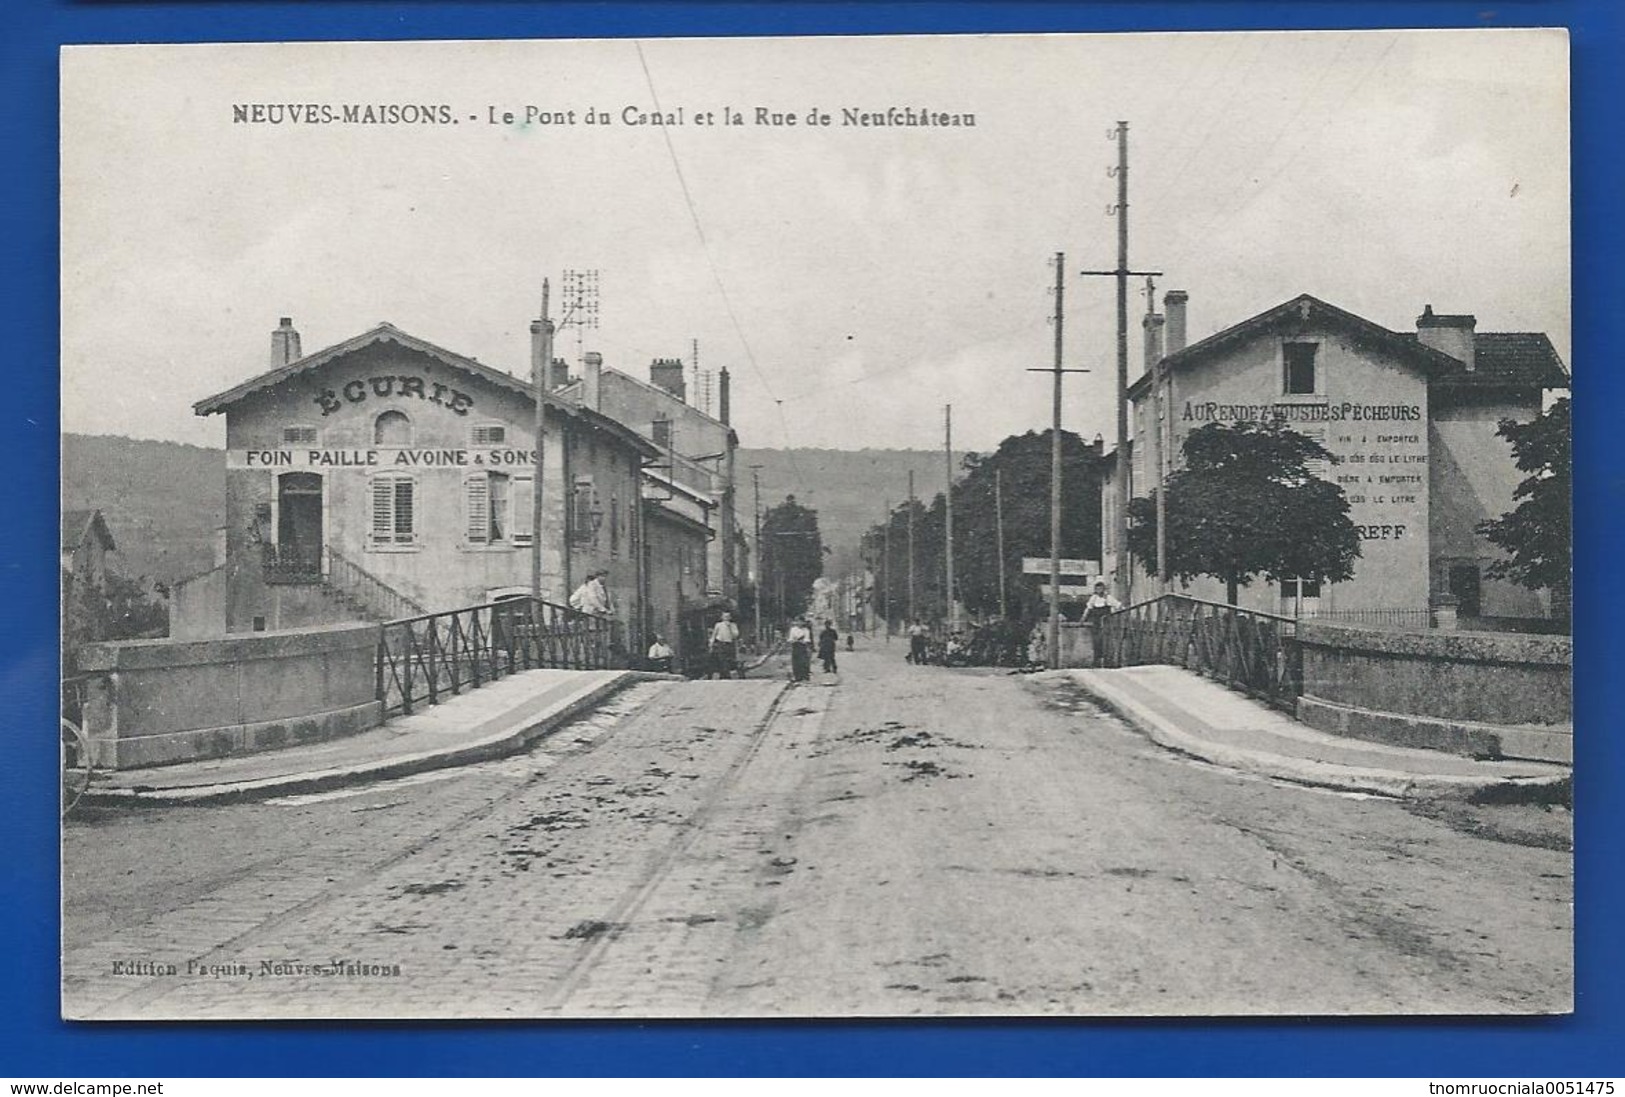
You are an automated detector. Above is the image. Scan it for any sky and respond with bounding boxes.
[60,30,1569,456]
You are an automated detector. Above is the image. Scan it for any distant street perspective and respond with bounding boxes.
[63,643,1571,1019]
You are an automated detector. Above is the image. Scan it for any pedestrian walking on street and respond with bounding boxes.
[708,611,741,679]
[907,621,928,665]
[818,619,839,674]
[787,617,814,682]
[1083,581,1122,667]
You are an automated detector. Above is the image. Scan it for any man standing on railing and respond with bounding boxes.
[1083,581,1121,667]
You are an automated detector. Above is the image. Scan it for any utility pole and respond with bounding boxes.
[944,404,956,632]
[882,498,892,640]
[1028,252,1089,669]
[907,469,916,624]
[750,465,763,645]
[994,470,1007,619]
[1082,121,1161,608]
[1147,274,1168,591]
[530,279,553,602]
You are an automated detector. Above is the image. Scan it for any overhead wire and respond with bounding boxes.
[632,40,806,488]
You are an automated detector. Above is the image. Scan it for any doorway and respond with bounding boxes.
[277,472,324,577]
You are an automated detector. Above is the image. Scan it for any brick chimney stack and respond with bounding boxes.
[1142,311,1165,376]
[270,317,302,368]
[1163,291,1188,355]
[650,358,687,402]
[718,367,731,425]
[1416,304,1477,372]
[582,351,603,411]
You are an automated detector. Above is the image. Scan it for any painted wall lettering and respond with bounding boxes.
[312,375,476,417]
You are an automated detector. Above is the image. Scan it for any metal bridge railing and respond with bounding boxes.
[377,596,612,717]
[1099,593,1303,713]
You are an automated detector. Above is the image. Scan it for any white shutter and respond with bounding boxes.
[466,474,490,544]
[512,476,534,545]
[371,478,394,543]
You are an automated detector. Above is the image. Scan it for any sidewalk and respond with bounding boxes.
[86,668,647,807]
[1055,665,1570,802]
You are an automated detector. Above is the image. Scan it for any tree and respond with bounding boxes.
[760,494,825,620]
[1126,419,1361,605]
[859,429,1104,628]
[1477,397,1571,619]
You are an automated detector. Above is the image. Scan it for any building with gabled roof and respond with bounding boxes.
[1106,292,1568,625]
[186,315,659,642]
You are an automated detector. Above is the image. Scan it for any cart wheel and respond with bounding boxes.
[61,718,94,818]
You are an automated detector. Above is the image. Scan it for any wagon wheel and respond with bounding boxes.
[61,717,94,818]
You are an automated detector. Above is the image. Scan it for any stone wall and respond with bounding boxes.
[1295,621,1571,763]
[74,622,382,770]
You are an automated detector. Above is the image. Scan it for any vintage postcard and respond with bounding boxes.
[60,31,1572,1019]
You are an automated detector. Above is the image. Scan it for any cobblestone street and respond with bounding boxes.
[62,648,1572,1019]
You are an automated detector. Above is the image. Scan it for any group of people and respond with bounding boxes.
[786,618,842,682]
[647,610,745,679]
[901,582,1124,669]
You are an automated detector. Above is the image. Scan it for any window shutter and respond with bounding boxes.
[466,474,490,544]
[393,479,415,542]
[371,478,394,543]
[473,424,506,446]
[511,476,534,545]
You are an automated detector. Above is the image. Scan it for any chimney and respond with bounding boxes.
[270,317,302,368]
[649,357,687,402]
[550,356,570,390]
[582,351,603,411]
[529,319,547,389]
[1142,311,1165,375]
[718,367,731,425]
[1164,291,1189,355]
[1415,304,1477,371]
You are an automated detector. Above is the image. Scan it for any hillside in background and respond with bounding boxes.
[60,435,956,587]
[736,447,956,577]
[62,434,224,586]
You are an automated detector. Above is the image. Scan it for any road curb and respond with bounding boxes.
[1066,672,1571,804]
[85,670,649,808]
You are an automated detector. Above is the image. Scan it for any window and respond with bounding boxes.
[511,475,534,546]
[1283,343,1318,395]
[1299,425,1331,480]
[652,419,672,448]
[375,410,412,446]
[465,472,513,544]
[370,473,416,545]
[571,478,598,545]
[471,423,507,446]
[282,424,319,445]
[609,495,621,556]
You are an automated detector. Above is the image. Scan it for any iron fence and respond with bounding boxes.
[1099,594,1302,712]
[261,541,322,584]
[1301,607,1432,629]
[377,596,612,717]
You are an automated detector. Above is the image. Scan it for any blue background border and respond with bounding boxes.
[3,0,1619,1078]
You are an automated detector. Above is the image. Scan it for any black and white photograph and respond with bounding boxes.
[59,30,1573,1020]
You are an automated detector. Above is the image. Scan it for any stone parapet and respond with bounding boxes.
[75,622,383,770]
[1294,621,1571,763]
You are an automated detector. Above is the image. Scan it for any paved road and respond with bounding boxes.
[62,644,1572,1018]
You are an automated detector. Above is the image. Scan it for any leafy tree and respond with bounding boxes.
[861,430,1104,627]
[61,570,169,675]
[760,494,825,620]
[1477,397,1571,619]
[1126,419,1360,605]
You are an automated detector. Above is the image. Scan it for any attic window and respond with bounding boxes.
[375,410,412,446]
[1283,343,1318,396]
[283,424,320,445]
